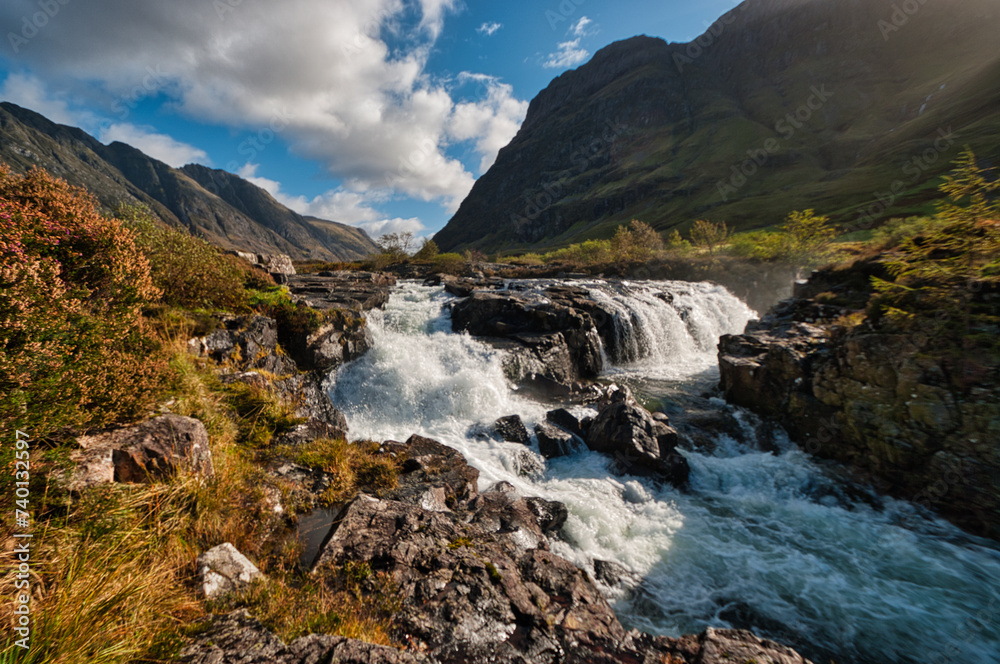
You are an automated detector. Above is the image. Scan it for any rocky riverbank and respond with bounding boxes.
[718,259,1000,540]
[58,268,817,663]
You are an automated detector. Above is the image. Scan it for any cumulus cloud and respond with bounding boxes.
[543,39,590,69]
[477,21,502,36]
[100,123,210,167]
[0,0,525,217]
[0,72,79,125]
[236,162,424,240]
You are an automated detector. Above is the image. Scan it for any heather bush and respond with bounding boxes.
[0,167,166,437]
[118,204,257,310]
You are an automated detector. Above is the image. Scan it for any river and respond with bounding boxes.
[326,280,1000,664]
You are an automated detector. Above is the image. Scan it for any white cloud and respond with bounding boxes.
[0,0,525,216]
[477,21,502,36]
[571,16,594,37]
[0,72,79,125]
[543,39,590,69]
[235,162,423,239]
[449,74,528,173]
[100,123,210,168]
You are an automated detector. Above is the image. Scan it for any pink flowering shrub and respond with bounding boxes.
[0,166,167,438]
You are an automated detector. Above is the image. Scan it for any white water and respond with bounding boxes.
[327,281,1000,664]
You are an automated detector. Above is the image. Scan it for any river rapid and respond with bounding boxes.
[326,280,1000,664]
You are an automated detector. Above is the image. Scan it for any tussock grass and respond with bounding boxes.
[0,342,400,664]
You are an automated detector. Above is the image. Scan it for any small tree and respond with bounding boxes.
[782,209,836,260]
[413,238,440,261]
[611,219,664,262]
[872,148,999,335]
[376,231,415,257]
[689,219,729,256]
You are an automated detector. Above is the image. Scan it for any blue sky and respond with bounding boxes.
[0,0,741,239]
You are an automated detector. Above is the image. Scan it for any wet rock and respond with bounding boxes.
[451,290,604,387]
[546,408,587,439]
[72,415,213,487]
[591,559,636,588]
[380,434,480,509]
[494,414,530,443]
[534,422,576,459]
[197,543,263,600]
[586,396,689,486]
[525,497,569,535]
[512,449,546,479]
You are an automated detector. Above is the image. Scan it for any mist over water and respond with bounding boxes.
[327,281,1000,664]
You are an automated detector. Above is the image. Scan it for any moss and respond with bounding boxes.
[485,562,503,583]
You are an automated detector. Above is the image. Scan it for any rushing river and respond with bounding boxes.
[327,280,1000,664]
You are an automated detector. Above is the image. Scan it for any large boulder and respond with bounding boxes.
[287,271,396,311]
[188,315,298,376]
[71,415,213,489]
[451,290,604,390]
[585,392,689,486]
[534,422,576,459]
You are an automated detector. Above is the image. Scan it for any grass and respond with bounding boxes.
[0,338,402,664]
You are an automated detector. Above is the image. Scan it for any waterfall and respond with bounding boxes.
[327,281,1000,664]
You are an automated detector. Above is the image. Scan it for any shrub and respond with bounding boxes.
[432,252,467,274]
[727,230,794,262]
[413,238,439,261]
[611,219,664,262]
[689,219,729,256]
[0,167,167,437]
[781,209,837,261]
[118,204,253,311]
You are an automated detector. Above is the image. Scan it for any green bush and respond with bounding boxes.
[432,252,467,274]
[118,204,255,311]
[0,167,167,437]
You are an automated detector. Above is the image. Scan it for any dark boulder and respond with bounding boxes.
[585,394,689,486]
[494,414,530,443]
[546,408,587,439]
[534,422,576,459]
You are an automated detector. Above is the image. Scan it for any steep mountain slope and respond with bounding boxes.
[0,102,377,261]
[435,0,1000,253]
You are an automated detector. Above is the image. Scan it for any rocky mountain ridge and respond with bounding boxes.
[0,102,377,261]
[435,0,1000,253]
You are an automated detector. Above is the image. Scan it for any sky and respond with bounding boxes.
[0,0,742,240]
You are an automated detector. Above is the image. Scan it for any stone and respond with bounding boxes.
[197,543,264,600]
[546,408,587,439]
[534,422,576,459]
[524,497,569,535]
[189,315,298,376]
[286,271,396,312]
[586,399,689,486]
[74,415,213,486]
[180,610,434,664]
[494,414,529,443]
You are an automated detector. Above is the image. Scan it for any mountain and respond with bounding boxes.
[0,102,377,261]
[434,0,1000,253]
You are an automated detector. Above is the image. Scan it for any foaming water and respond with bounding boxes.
[327,281,1000,664]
